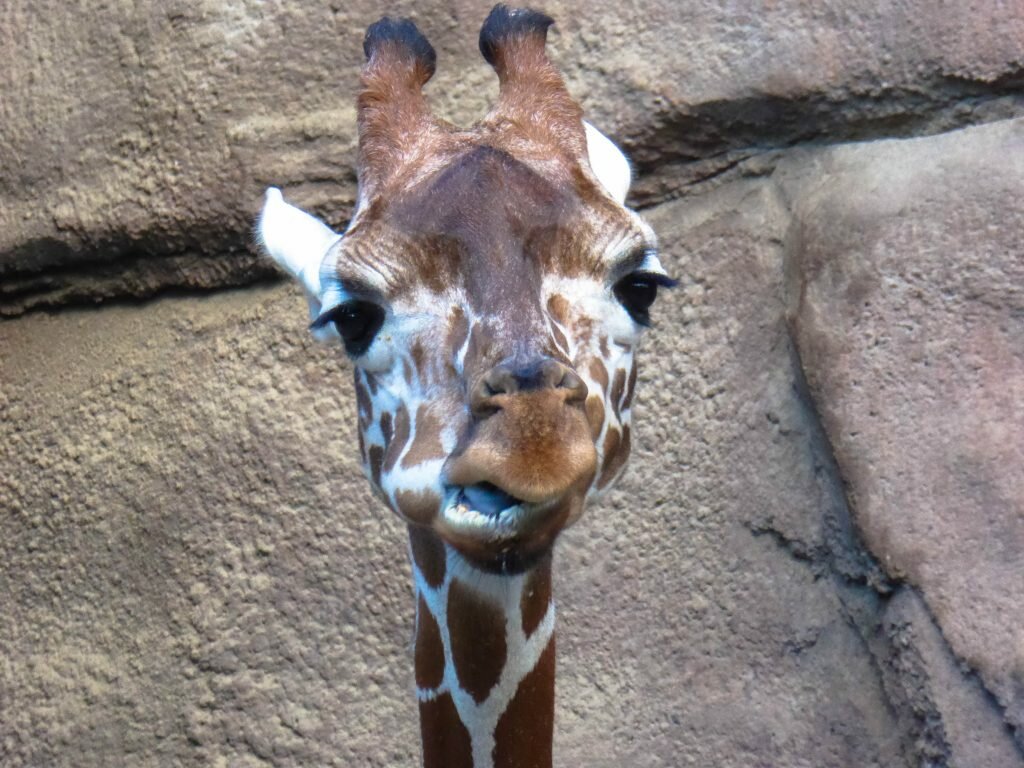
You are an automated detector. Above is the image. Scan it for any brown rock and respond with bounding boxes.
[0,287,418,766]
[877,588,1022,767]
[11,119,1024,765]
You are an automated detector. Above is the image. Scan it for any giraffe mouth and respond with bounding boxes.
[439,483,549,542]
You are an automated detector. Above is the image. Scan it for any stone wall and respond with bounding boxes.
[1,2,1022,766]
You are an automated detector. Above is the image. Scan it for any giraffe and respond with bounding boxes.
[257,6,673,766]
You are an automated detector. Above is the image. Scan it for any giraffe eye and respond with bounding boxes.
[613,272,676,326]
[315,301,385,356]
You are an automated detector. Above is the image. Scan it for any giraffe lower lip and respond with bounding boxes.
[459,483,519,515]
[440,486,544,541]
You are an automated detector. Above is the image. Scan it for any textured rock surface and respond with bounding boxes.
[1,289,419,766]
[785,118,1024,746]
[2,1,1023,766]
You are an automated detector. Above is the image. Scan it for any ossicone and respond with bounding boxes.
[477,4,586,158]
[363,16,437,86]
[479,4,554,71]
[357,16,440,201]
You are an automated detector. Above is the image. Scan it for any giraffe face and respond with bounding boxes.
[258,10,673,573]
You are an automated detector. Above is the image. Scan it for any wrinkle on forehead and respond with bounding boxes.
[393,145,573,294]
[338,143,634,298]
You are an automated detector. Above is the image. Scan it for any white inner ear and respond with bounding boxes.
[584,121,632,205]
[258,187,341,300]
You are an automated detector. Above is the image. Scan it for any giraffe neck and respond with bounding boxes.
[408,527,556,768]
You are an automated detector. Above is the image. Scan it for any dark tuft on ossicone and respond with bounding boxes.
[364,17,437,77]
[479,4,554,66]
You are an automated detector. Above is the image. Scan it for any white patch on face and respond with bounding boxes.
[384,456,448,499]
[544,274,642,349]
[355,288,477,518]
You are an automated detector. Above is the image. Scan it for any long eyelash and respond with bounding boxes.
[310,308,338,330]
[633,271,679,289]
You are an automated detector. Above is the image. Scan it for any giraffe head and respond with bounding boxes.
[259,6,673,574]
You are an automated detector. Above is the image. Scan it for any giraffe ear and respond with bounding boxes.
[258,187,341,300]
[584,122,631,205]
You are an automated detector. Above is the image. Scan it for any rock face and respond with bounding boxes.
[784,120,1024,752]
[2,0,1022,314]
[1,2,1022,767]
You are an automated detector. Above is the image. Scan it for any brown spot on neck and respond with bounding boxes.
[546,294,570,325]
[411,340,428,382]
[409,526,447,589]
[597,424,630,489]
[588,358,610,394]
[624,361,638,411]
[365,372,379,395]
[447,305,470,356]
[415,594,445,690]
[492,636,556,768]
[396,489,441,526]
[355,376,373,421]
[521,556,553,637]
[597,426,621,490]
[447,579,508,704]
[419,693,474,768]
[368,445,384,487]
[464,321,495,375]
[610,367,627,418]
[584,394,605,442]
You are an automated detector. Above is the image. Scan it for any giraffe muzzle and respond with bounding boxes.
[437,362,598,565]
[445,386,597,504]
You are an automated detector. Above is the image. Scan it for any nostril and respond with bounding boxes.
[484,365,519,396]
[558,368,588,403]
[470,378,502,417]
[472,358,587,416]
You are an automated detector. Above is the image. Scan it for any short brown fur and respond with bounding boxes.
[420,694,474,768]
[448,579,508,704]
[492,637,556,768]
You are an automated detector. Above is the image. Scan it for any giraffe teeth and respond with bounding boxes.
[460,483,519,516]
[441,501,524,541]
